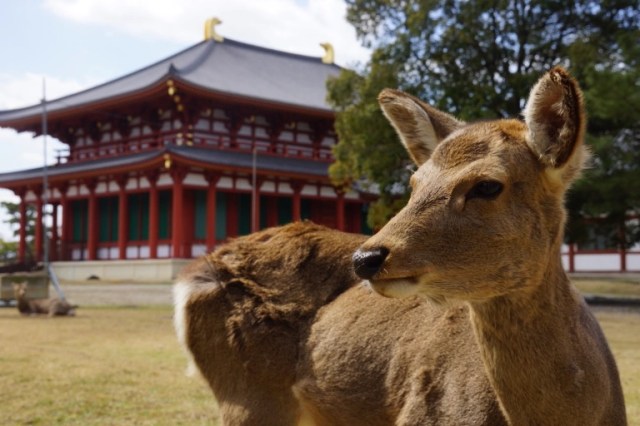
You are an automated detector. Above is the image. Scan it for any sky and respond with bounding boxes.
[0,0,371,240]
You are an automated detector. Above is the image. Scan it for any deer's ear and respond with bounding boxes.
[524,67,588,180]
[378,89,463,166]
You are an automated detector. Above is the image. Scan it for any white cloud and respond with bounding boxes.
[0,71,86,171]
[0,128,66,174]
[0,72,71,241]
[0,128,67,241]
[43,0,370,66]
[0,72,95,110]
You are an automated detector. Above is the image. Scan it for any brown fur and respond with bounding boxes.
[174,67,625,425]
[13,282,77,317]
[174,222,506,425]
[358,66,626,425]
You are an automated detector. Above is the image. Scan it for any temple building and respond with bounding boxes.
[0,23,370,281]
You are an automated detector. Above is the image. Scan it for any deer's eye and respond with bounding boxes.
[466,180,504,200]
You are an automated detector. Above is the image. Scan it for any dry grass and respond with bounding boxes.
[573,277,640,298]
[0,307,218,426]
[0,304,638,425]
[594,308,640,424]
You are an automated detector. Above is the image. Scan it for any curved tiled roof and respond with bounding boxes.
[170,145,330,178]
[0,145,330,187]
[0,150,162,185]
[0,38,342,126]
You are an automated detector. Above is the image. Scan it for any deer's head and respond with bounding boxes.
[353,67,588,302]
[12,282,28,298]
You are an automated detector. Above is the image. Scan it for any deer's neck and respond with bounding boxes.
[468,256,614,425]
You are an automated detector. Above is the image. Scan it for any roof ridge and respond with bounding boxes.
[171,39,217,76]
[221,37,341,68]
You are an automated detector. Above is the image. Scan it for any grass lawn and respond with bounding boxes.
[0,303,638,425]
[0,306,218,426]
[596,308,640,424]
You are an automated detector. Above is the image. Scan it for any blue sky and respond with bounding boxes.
[0,0,370,240]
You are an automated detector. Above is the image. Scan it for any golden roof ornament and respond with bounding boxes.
[204,17,224,42]
[320,42,334,64]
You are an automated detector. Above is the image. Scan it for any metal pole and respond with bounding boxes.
[41,80,66,300]
[251,146,257,233]
[41,78,49,272]
[41,78,66,299]
[48,263,65,300]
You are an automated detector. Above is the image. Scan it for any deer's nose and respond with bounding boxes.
[353,247,389,280]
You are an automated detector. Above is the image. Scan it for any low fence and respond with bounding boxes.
[0,272,49,304]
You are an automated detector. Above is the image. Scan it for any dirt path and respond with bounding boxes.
[51,283,173,306]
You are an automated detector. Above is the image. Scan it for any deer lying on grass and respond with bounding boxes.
[13,282,77,317]
[174,67,626,425]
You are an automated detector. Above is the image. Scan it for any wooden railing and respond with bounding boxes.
[55,130,334,164]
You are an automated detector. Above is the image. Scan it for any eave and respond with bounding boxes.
[168,146,332,182]
[0,146,332,192]
[0,151,165,189]
[0,81,170,133]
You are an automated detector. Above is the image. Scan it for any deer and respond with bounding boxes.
[353,66,626,425]
[175,222,505,425]
[174,67,626,425]
[13,281,77,317]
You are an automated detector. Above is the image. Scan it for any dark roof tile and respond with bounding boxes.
[0,38,341,125]
[0,146,329,185]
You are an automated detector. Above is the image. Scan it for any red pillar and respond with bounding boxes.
[59,188,69,261]
[117,177,128,260]
[351,202,362,234]
[18,194,27,263]
[34,191,43,263]
[86,181,98,261]
[336,191,345,231]
[50,203,58,261]
[568,243,575,273]
[148,173,159,259]
[619,224,627,273]
[205,173,219,252]
[171,169,186,258]
[291,181,302,222]
[266,197,277,228]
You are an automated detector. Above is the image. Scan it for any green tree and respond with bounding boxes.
[328,0,640,231]
[328,56,411,226]
[0,239,18,264]
[1,201,37,263]
[565,27,640,248]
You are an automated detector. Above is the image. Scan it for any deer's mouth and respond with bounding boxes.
[367,276,420,298]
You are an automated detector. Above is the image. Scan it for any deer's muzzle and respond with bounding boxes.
[353,247,389,280]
